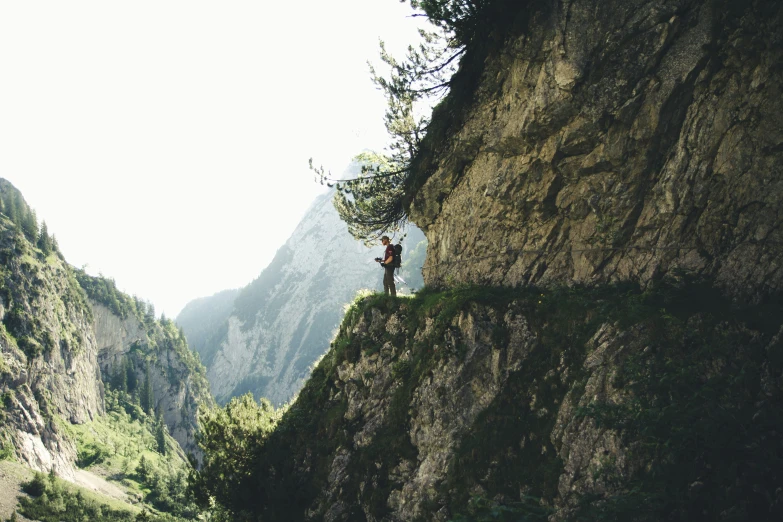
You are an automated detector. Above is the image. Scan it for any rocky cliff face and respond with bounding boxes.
[179,188,426,406]
[0,213,102,481]
[252,284,783,521]
[411,0,783,301]
[91,301,213,458]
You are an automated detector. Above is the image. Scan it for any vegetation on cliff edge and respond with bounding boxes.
[313,0,527,242]
[190,279,783,521]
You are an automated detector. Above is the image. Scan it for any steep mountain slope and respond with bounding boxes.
[0,211,101,480]
[0,179,213,517]
[205,285,783,521]
[80,275,215,458]
[178,189,426,406]
[175,288,239,367]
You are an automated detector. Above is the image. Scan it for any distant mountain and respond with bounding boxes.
[176,288,240,367]
[177,188,427,406]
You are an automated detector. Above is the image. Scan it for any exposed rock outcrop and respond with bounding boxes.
[411,0,783,301]
[254,284,783,521]
[91,301,213,458]
[0,213,102,480]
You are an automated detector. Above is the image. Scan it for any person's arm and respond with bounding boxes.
[383,246,394,265]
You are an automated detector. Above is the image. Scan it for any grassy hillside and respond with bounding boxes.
[9,387,199,522]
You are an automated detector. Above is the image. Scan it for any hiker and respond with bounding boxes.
[376,235,396,297]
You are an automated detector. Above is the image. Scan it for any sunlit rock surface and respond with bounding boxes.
[411,0,783,300]
[91,302,211,458]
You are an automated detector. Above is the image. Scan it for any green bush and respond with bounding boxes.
[18,470,185,522]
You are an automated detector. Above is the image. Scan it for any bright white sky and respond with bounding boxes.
[1,0,428,318]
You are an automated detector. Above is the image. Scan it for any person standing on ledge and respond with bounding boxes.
[376,235,396,297]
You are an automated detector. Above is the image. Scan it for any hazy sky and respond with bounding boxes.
[1,0,427,317]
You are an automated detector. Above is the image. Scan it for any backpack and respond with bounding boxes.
[393,244,402,268]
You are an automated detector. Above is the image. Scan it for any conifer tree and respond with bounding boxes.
[112,361,128,392]
[5,192,20,223]
[141,365,154,415]
[311,3,464,243]
[125,358,138,394]
[37,221,53,255]
[311,1,518,243]
[155,410,167,455]
[21,209,38,243]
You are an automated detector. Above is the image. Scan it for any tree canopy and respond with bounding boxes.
[188,394,282,521]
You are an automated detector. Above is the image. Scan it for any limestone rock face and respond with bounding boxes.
[301,301,543,520]
[411,0,783,300]
[91,302,212,458]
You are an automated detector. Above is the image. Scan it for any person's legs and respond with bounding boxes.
[384,267,397,297]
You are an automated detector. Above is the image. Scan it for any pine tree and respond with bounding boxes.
[146,302,155,323]
[6,192,20,223]
[155,411,167,455]
[125,358,138,394]
[37,221,53,255]
[310,4,463,243]
[111,361,128,392]
[21,209,38,243]
[141,365,154,415]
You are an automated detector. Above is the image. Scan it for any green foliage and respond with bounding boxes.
[324,152,412,244]
[21,471,48,497]
[311,1,528,242]
[189,393,282,519]
[0,184,39,244]
[155,414,167,456]
[61,388,200,520]
[0,440,14,461]
[16,470,181,522]
[37,221,54,256]
[77,441,112,468]
[409,0,521,48]
[310,6,462,242]
[111,358,129,392]
[140,365,155,415]
[449,495,551,521]
[74,269,137,319]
